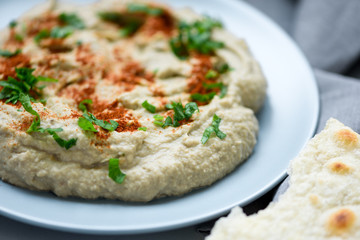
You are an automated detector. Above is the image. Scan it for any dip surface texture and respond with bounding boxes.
[0,0,266,201]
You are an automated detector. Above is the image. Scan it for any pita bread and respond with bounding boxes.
[208,118,360,239]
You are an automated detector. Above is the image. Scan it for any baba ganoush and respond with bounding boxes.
[0,0,266,202]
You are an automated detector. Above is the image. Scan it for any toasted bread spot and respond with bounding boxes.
[309,194,319,205]
[328,162,352,174]
[336,129,358,147]
[327,208,356,235]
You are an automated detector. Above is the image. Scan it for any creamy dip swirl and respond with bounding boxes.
[0,0,266,201]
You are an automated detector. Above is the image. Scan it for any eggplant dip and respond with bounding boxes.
[0,0,266,202]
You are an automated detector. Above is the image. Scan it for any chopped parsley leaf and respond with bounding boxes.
[98,12,123,22]
[97,12,144,37]
[82,112,119,132]
[165,103,173,110]
[50,26,74,39]
[205,69,218,79]
[119,22,142,37]
[160,101,199,128]
[191,92,216,102]
[77,100,118,132]
[169,34,189,60]
[78,117,98,132]
[172,101,186,126]
[216,63,232,74]
[36,127,77,150]
[0,68,57,105]
[153,120,163,127]
[18,93,40,133]
[108,158,126,184]
[184,102,200,119]
[203,82,228,99]
[15,34,24,42]
[142,100,156,113]
[127,3,164,16]
[0,49,22,58]
[78,99,93,113]
[34,30,50,43]
[138,127,147,131]
[0,68,75,149]
[36,76,59,82]
[169,17,224,59]
[219,85,228,98]
[162,116,173,128]
[34,13,85,44]
[18,93,76,149]
[58,13,85,29]
[201,114,226,144]
[153,114,164,121]
[9,20,17,28]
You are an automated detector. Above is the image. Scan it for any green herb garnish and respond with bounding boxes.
[77,99,118,132]
[36,76,60,83]
[34,13,85,44]
[138,127,147,131]
[127,3,163,16]
[34,30,50,43]
[169,33,189,60]
[9,20,17,28]
[191,92,216,102]
[108,158,126,184]
[58,13,85,29]
[50,26,74,39]
[153,120,164,127]
[153,114,164,121]
[142,100,156,113]
[183,102,199,118]
[205,69,218,79]
[162,116,173,128]
[0,68,57,104]
[98,11,144,37]
[119,21,142,37]
[98,12,123,22]
[153,114,164,127]
[78,117,98,132]
[37,127,77,150]
[18,93,41,133]
[216,63,232,74]
[82,112,119,132]
[47,129,77,150]
[78,99,92,113]
[203,82,228,99]
[0,68,75,149]
[165,103,173,110]
[201,114,226,144]
[169,17,224,59]
[0,49,21,58]
[15,34,24,42]
[161,101,199,128]
[219,85,228,98]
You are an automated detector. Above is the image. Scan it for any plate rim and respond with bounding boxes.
[0,0,320,235]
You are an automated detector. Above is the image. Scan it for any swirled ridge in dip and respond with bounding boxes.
[0,0,266,202]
